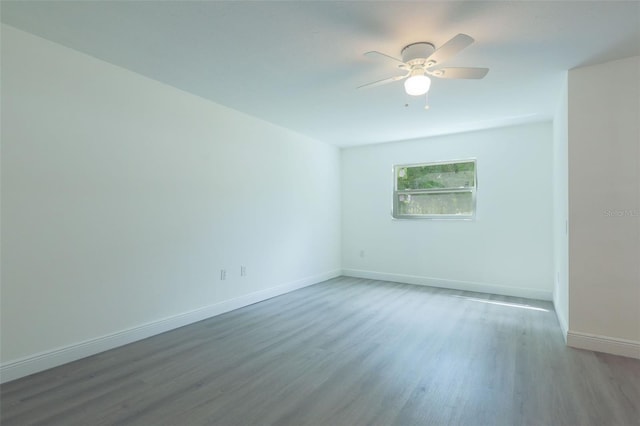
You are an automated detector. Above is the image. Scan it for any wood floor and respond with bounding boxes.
[2,277,639,425]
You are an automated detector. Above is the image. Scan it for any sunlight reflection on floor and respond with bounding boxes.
[451,295,550,312]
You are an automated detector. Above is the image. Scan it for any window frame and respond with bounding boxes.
[392,159,477,220]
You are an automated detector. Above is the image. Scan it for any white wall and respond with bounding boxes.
[553,74,569,338]
[567,56,640,358]
[341,122,554,300]
[0,25,341,381]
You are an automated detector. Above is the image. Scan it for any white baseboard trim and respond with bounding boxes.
[567,331,640,359]
[0,269,341,384]
[342,269,553,301]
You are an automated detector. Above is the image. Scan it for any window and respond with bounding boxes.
[393,159,476,219]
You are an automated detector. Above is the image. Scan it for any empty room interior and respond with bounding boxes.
[1,1,639,425]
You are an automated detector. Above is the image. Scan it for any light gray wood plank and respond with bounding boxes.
[2,276,639,426]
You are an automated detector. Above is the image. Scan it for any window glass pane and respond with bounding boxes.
[397,162,475,190]
[397,191,473,216]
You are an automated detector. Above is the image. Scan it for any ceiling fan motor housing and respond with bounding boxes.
[401,42,435,66]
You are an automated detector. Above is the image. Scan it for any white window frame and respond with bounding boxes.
[392,159,477,220]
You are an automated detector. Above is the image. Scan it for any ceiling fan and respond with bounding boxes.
[359,34,489,109]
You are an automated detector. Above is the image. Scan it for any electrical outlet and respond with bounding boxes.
[220,269,226,280]
[240,266,246,277]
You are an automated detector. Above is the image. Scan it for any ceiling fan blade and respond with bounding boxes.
[364,50,406,66]
[357,73,408,89]
[426,34,474,66]
[429,67,489,79]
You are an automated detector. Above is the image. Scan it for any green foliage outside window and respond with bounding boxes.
[397,161,475,190]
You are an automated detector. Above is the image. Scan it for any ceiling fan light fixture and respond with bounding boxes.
[404,71,431,96]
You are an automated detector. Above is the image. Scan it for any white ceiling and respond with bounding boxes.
[2,1,639,147]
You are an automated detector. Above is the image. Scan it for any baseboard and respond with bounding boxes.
[0,269,341,384]
[567,331,640,359]
[342,269,553,301]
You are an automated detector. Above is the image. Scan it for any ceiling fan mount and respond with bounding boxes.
[400,42,436,66]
